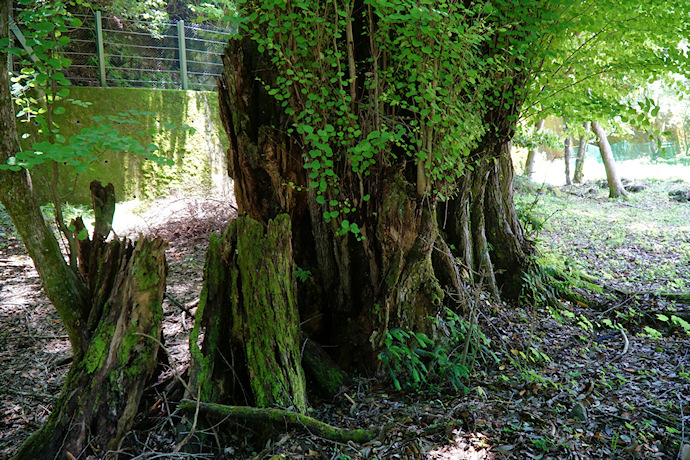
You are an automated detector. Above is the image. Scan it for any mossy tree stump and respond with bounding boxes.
[11,182,168,459]
[13,237,167,459]
[188,214,307,413]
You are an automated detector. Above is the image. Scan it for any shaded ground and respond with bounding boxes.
[1,180,689,459]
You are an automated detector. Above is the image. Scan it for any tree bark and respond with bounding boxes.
[200,2,539,412]
[523,118,545,178]
[482,146,534,300]
[187,214,307,413]
[564,136,573,185]
[13,238,167,459]
[573,121,590,183]
[591,121,628,198]
[212,38,448,373]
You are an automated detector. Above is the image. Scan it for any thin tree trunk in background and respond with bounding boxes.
[0,0,90,357]
[591,121,628,198]
[573,121,590,183]
[523,118,545,177]
[564,136,573,185]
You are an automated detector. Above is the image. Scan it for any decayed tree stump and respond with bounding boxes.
[14,182,167,459]
[188,213,307,413]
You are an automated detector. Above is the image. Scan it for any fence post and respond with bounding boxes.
[177,20,188,90]
[95,11,107,87]
[9,23,39,64]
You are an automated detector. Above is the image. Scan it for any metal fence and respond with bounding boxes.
[586,140,690,164]
[11,11,234,91]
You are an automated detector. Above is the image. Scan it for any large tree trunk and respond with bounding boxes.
[194,1,538,410]
[193,36,451,406]
[523,118,545,177]
[591,121,628,198]
[573,121,590,183]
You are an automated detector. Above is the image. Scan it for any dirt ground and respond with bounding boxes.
[1,182,689,459]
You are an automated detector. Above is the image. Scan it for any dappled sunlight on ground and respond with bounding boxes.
[0,255,39,306]
[0,242,71,456]
[428,431,495,459]
[535,179,690,294]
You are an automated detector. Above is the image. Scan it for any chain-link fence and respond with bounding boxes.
[586,140,690,164]
[11,10,233,91]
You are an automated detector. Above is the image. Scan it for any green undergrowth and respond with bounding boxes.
[516,177,690,295]
[378,308,498,393]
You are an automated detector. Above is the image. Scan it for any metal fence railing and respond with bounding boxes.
[11,10,234,91]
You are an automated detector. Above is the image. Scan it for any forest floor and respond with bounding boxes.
[1,179,689,459]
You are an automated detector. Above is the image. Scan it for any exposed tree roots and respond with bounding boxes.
[179,400,380,443]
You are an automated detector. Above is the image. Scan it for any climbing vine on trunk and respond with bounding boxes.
[201,1,559,397]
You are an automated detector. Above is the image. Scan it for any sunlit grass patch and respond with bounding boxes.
[518,177,690,294]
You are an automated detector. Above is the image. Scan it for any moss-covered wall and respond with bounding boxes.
[17,87,230,204]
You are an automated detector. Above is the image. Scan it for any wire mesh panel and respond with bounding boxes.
[61,13,100,86]
[185,23,231,91]
[587,141,684,162]
[101,17,182,89]
[10,6,233,91]
[10,10,100,86]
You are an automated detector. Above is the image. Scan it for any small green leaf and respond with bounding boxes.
[77,228,89,241]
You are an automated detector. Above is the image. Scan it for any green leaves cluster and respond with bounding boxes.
[378,308,496,392]
[367,1,496,189]
[3,110,177,174]
[378,327,445,392]
[513,125,563,151]
[2,0,80,119]
[237,0,519,235]
[527,0,690,129]
[656,314,690,337]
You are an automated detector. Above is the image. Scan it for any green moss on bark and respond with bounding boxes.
[188,215,307,413]
[236,214,306,413]
[180,401,379,443]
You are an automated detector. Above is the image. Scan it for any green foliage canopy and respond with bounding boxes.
[527,0,690,129]
[235,0,564,235]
